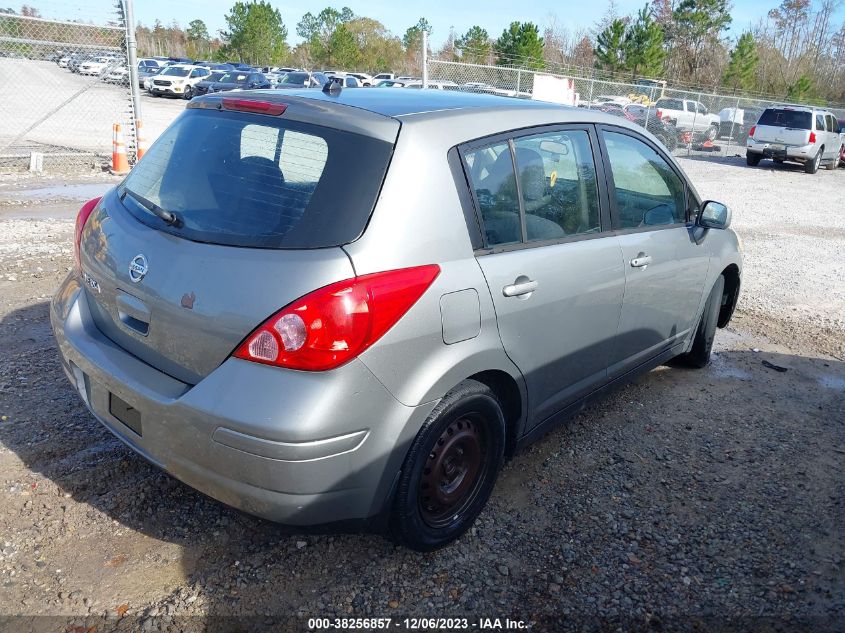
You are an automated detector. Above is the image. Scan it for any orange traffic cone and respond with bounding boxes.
[111,123,130,175]
[135,119,148,161]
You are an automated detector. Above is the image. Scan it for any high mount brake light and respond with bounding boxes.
[233,265,441,371]
[74,197,102,271]
[221,98,287,115]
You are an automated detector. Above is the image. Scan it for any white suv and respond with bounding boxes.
[746,105,843,173]
[149,65,211,99]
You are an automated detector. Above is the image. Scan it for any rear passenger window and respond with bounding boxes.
[816,114,825,131]
[512,131,600,240]
[603,131,686,228]
[465,142,521,246]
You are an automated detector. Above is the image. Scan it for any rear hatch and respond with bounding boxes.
[753,108,813,146]
[78,99,399,384]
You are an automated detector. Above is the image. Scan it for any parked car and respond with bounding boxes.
[78,57,116,76]
[624,103,679,151]
[349,72,374,86]
[196,62,235,73]
[191,71,228,97]
[55,90,741,551]
[57,55,71,68]
[273,71,328,89]
[374,79,408,88]
[653,98,720,139]
[138,65,163,89]
[201,71,271,94]
[404,80,459,90]
[373,72,395,81]
[746,105,843,173]
[104,66,129,84]
[718,106,763,139]
[325,73,364,88]
[839,119,845,167]
[149,64,211,99]
[138,58,165,70]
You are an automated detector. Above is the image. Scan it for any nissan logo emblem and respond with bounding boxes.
[129,254,148,283]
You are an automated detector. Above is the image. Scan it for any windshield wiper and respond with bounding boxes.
[121,188,182,227]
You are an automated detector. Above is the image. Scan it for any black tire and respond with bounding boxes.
[746,152,761,166]
[391,379,506,551]
[773,158,784,164]
[672,275,725,369]
[151,91,160,98]
[183,86,193,100]
[805,148,822,174]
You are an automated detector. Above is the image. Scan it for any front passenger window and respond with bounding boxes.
[603,131,686,228]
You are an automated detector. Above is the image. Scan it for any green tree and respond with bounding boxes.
[722,31,758,91]
[186,19,210,58]
[221,0,288,64]
[786,74,814,101]
[346,17,403,71]
[325,23,360,68]
[296,6,354,64]
[456,25,490,63]
[672,0,732,81]
[494,21,545,69]
[594,18,627,73]
[624,5,665,78]
[403,17,432,51]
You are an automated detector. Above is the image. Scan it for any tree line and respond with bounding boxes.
[128,0,843,103]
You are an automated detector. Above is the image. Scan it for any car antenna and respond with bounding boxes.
[323,77,342,95]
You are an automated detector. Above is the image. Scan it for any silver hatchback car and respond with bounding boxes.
[51,89,742,550]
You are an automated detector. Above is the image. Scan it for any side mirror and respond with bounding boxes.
[697,200,731,229]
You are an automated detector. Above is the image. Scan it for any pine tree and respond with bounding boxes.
[624,6,665,78]
[722,32,758,91]
[594,19,627,73]
[494,22,545,69]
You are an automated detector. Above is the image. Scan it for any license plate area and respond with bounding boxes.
[109,393,142,436]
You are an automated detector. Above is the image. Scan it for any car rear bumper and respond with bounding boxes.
[747,139,814,161]
[50,274,435,526]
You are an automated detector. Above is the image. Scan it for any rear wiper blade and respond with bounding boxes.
[121,188,182,227]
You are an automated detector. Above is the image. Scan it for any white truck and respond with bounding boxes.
[654,97,720,139]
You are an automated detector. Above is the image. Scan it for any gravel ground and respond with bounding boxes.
[0,159,843,632]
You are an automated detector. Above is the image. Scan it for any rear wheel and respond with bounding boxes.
[671,275,725,369]
[746,152,761,166]
[391,379,506,551]
[805,148,822,174]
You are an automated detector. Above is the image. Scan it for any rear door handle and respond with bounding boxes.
[630,254,653,268]
[502,279,538,297]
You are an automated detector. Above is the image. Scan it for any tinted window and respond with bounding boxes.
[758,108,812,130]
[816,114,826,131]
[603,131,685,228]
[465,142,520,246]
[830,116,841,133]
[513,131,600,240]
[120,108,394,249]
[657,98,683,110]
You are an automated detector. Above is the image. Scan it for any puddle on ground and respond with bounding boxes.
[708,351,753,380]
[818,374,845,391]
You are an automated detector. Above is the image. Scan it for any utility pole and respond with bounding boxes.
[422,30,428,88]
[123,0,142,162]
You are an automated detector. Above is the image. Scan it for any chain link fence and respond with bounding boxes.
[428,60,845,162]
[0,3,134,172]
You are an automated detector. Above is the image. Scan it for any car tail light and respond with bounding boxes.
[809,131,816,143]
[234,265,441,371]
[74,197,101,270]
[222,98,286,115]
[748,125,756,138]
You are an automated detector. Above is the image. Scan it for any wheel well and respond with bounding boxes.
[468,370,523,459]
[718,264,740,328]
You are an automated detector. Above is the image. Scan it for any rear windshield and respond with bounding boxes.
[120,108,394,249]
[280,72,309,85]
[758,108,812,130]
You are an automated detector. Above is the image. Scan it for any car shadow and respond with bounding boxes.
[1,300,844,631]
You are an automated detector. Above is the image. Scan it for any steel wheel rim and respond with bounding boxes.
[419,414,487,528]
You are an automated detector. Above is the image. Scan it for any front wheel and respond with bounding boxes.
[391,379,506,551]
[671,275,725,369]
[826,151,840,170]
[183,86,193,100]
